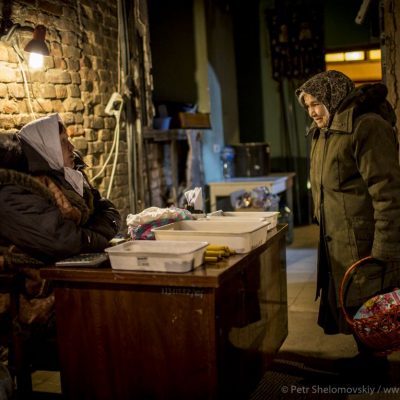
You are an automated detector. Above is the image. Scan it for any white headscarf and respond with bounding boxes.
[18,113,84,196]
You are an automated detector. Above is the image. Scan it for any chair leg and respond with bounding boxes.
[1,273,59,398]
[7,283,33,399]
[7,323,32,399]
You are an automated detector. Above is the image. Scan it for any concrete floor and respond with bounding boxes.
[31,224,400,398]
[283,224,358,360]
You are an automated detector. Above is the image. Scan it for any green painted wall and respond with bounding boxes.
[148,0,197,104]
[231,0,265,143]
[324,0,379,49]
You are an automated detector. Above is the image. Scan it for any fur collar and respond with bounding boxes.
[0,168,93,225]
[0,133,28,171]
[0,168,56,204]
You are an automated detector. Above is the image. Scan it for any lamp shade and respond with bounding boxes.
[23,25,50,56]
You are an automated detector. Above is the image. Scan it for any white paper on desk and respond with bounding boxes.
[184,187,203,211]
[193,187,203,210]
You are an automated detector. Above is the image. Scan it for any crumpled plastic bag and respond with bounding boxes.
[126,206,193,240]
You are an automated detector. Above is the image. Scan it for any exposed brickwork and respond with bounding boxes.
[0,0,164,222]
[0,45,8,61]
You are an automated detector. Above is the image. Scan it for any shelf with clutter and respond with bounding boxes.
[142,128,189,141]
[142,124,208,208]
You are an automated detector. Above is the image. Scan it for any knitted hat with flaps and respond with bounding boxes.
[295,70,355,117]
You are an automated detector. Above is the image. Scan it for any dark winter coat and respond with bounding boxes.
[0,134,121,266]
[0,131,121,325]
[300,80,400,309]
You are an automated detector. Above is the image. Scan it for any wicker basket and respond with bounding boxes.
[339,256,400,356]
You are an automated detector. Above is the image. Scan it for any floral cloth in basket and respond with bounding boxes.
[354,288,400,320]
[354,288,400,336]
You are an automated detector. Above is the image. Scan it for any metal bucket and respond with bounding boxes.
[232,142,270,177]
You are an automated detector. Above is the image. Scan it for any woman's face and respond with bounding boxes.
[59,126,75,168]
[302,93,330,128]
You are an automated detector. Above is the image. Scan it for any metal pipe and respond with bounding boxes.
[118,0,137,213]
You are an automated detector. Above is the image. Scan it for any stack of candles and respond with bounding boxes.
[204,245,235,263]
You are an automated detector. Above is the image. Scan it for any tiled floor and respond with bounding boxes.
[30,225,400,398]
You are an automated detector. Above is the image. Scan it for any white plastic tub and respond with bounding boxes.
[207,211,279,229]
[152,220,270,254]
[105,240,208,272]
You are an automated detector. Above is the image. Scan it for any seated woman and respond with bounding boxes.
[0,113,121,327]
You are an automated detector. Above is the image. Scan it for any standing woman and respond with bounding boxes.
[295,71,400,352]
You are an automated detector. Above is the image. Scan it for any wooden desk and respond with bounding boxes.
[42,225,288,400]
[208,172,296,212]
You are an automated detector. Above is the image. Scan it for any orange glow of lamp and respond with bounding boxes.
[23,25,50,68]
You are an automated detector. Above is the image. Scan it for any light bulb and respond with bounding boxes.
[28,52,44,68]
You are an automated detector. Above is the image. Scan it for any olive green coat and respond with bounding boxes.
[309,97,400,308]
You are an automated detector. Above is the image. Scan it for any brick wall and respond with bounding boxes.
[0,0,164,228]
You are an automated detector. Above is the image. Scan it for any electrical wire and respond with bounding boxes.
[89,120,118,181]
[12,42,36,120]
[75,0,122,198]
[118,0,137,213]
[107,110,121,198]
[89,102,123,199]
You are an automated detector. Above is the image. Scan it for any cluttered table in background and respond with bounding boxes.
[41,224,288,400]
[208,172,296,212]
